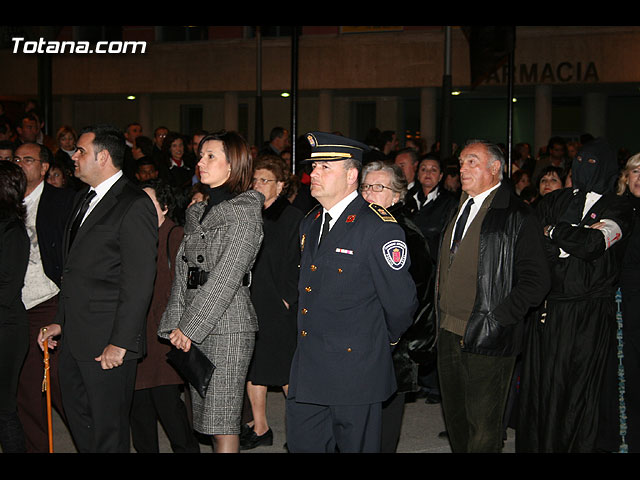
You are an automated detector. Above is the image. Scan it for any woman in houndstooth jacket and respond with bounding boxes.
[158,130,264,453]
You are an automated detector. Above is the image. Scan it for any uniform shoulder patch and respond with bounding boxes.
[382,240,408,270]
[368,203,397,222]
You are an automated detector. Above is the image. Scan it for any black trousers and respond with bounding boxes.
[437,329,515,453]
[0,323,29,453]
[58,345,137,453]
[380,391,405,453]
[130,384,199,453]
[286,396,382,453]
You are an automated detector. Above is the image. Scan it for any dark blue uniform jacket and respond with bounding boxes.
[288,194,418,405]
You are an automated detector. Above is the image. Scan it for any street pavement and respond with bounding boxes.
[38,390,516,454]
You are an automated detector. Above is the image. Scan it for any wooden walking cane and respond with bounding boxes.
[42,332,54,453]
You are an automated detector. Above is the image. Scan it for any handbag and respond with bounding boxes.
[166,345,215,398]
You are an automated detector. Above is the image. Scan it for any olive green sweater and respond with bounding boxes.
[438,189,498,336]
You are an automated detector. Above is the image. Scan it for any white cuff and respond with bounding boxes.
[592,219,623,249]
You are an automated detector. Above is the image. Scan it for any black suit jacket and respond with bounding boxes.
[36,182,76,287]
[55,174,158,361]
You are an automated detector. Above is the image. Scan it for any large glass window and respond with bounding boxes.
[180,104,203,136]
[157,26,208,42]
[351,101,377,144]
[246,26,296,38]
[74,26,123,43]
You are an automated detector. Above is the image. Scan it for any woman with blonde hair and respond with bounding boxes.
[599,153,640,452]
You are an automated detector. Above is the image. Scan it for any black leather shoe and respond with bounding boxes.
[240,423,253,442]
[240,427,273,450]
[425,393,442,404]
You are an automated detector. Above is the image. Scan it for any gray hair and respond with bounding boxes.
[463,139,505,180]
[361,161,408,199]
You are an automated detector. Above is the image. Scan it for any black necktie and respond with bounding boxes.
[319,211,331,246]
[69,189,97,248]
[450,198,474,255]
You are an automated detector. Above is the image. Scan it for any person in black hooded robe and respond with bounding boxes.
[516,137,634,453]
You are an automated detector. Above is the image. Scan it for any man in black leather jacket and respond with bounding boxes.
[436,139,550,453]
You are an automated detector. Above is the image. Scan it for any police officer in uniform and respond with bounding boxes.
[285,132,418,453]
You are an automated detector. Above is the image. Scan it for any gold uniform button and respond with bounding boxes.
[310,264,317,271]
[301,330,307,337]
[347,347,352,352]
[305,286,312,292]
[301,308,308,315]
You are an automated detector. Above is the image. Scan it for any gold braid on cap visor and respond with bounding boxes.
[310,152,356,159]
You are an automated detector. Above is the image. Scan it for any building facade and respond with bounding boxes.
[1,25,639,158]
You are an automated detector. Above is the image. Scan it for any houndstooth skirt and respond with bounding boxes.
[190,332,255,435]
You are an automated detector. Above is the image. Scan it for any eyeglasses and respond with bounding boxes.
[252,177,277,185]
[360,183,394,193]
[13,156,40,165]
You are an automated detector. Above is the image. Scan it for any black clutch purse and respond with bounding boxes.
[166,345,215,398]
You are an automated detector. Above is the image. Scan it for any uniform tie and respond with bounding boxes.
[450,198,474,255]
[69,189,96,248]
[319,211,332,246]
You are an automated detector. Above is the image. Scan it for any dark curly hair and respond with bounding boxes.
[139,178,178,223]
[253,153,291,195]
[0,161,27,222]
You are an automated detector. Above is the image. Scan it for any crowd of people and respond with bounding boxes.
[0,100,638,454]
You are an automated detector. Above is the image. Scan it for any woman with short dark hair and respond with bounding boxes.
[130,178,199,453]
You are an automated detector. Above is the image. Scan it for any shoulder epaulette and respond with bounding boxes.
[305,204,322,219]
[368,203,397,223]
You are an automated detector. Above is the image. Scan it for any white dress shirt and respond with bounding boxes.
[450,182,501,249]
[318,190,359,244]
[80,170,123,226]
[413,185,441,210]
[22,180,60,309]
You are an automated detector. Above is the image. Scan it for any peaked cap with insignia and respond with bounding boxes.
[302,131,370,163]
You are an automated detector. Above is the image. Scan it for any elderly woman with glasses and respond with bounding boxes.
[360,160,436,452]
[239,154,303,450]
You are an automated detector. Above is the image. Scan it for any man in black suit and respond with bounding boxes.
[394,147,419,193]
[38,124,158,453]
[258,126,290,157]
[13,142,75,452]
[122,122,143,182]
[285,132,418,453]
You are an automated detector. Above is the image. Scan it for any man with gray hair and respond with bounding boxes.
[13,141,75,452]
[436,139,550,452]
